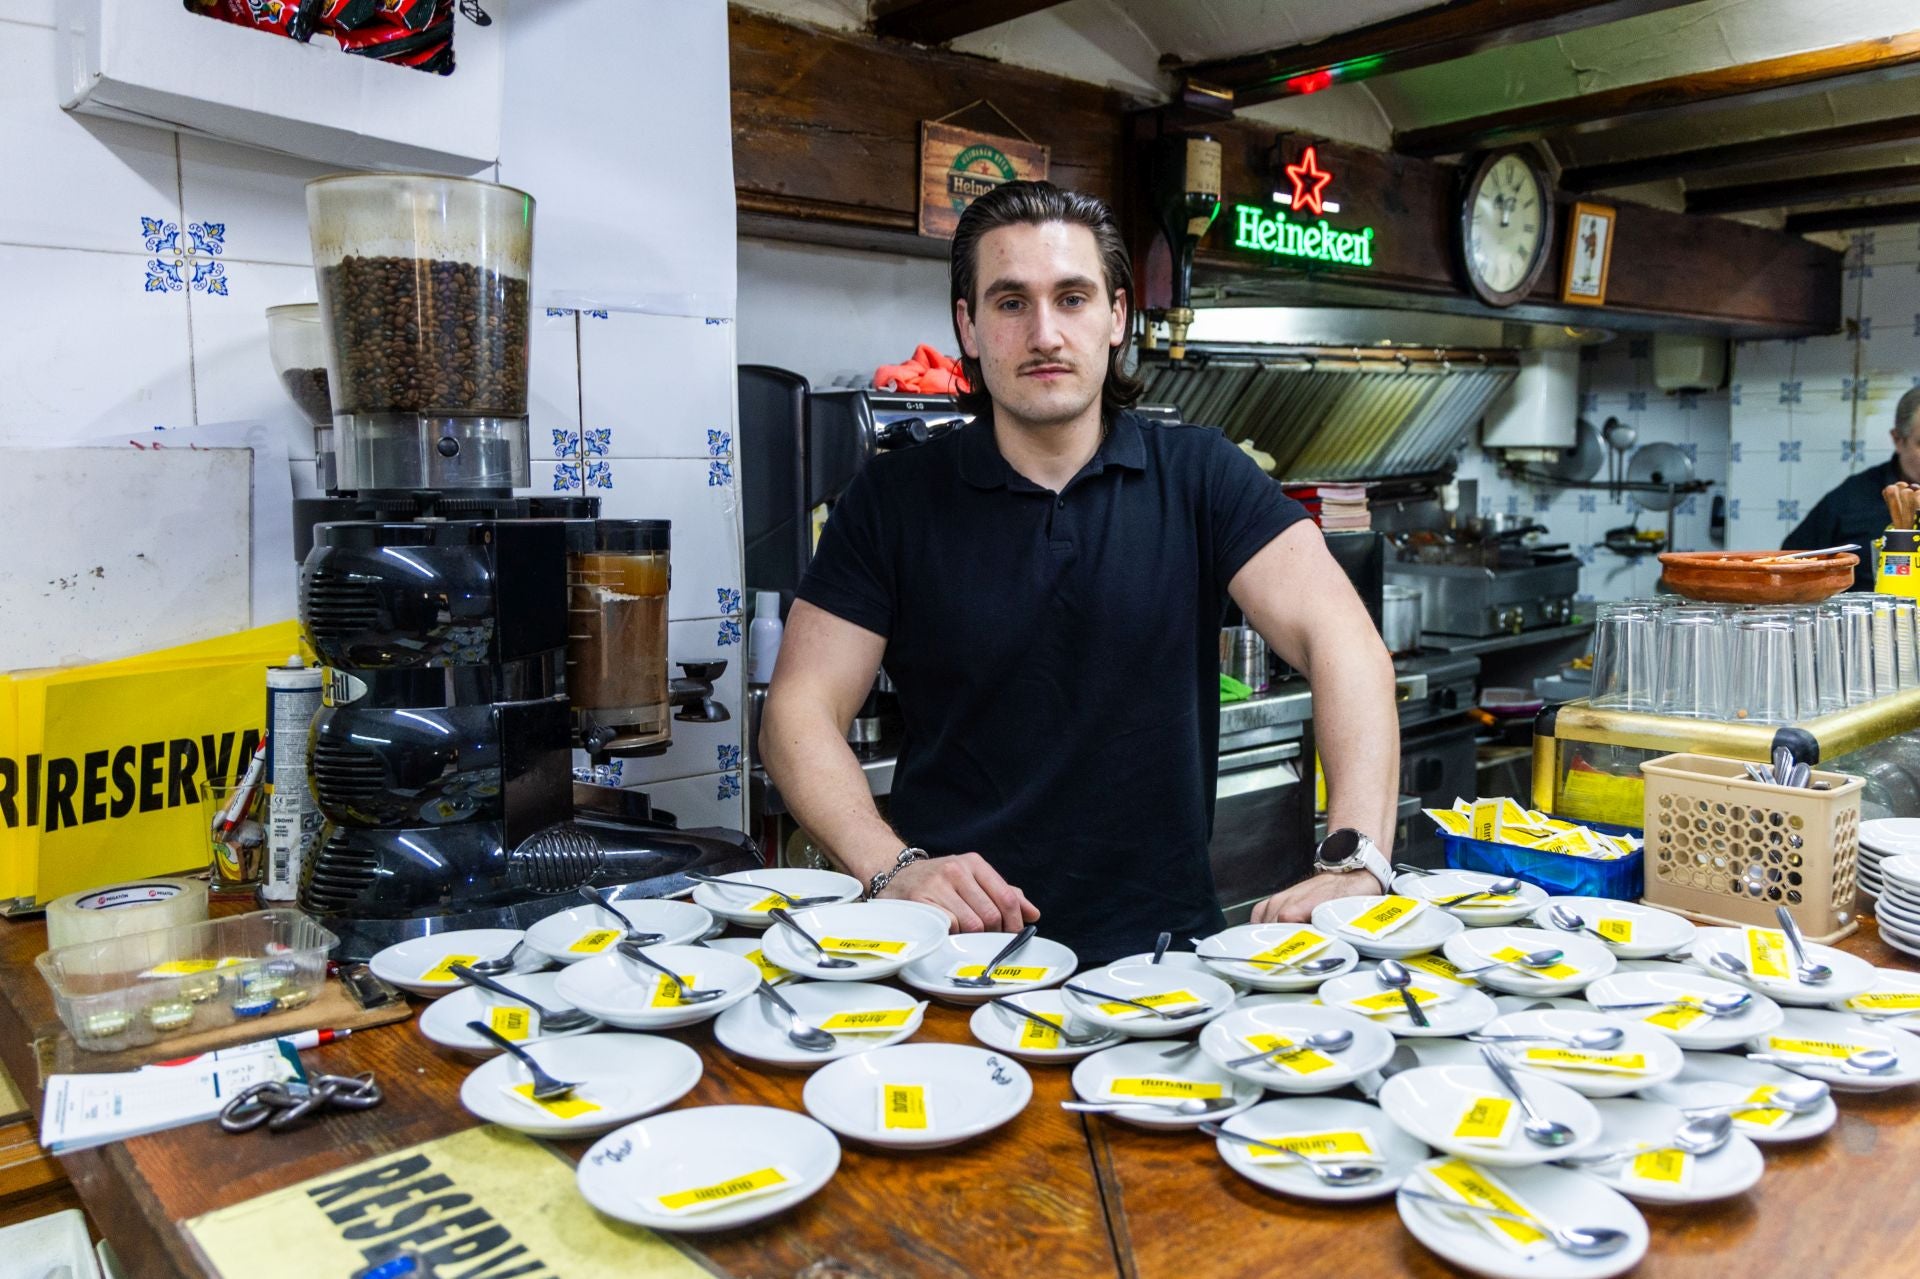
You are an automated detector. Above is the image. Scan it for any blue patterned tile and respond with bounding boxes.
[1532,492,1553,513]
[1842,376,1870,402]
[1676,391,1700,412]
[717,619,742,647]
[585,460,612,490]
[1504,495,1520,517]
[584,427,611,457]
[1778,499,1800,524]
[707,460,734,487]
[1580,392,1599,413]
[140,215,229,297]
[550,428,577,456]
[1730,384,1743,406]
[1779,381,1802,405]
[1860,318,1873,341]
[191,260,228,296]
[1478,497,1493,517]
[1575,546,1595,565]
[717,744,742,771]
[585,309,609,320]
[1912,313,1920,338]
[1577,494,1596,513]
[1676,495,1697,515]
[145,259,183,293]
[717,772,742,801]
[572,759,625,786]
[1680,443,1698,462]
[1730,441,1743,463]
[553,462,582,490]
[545,307,575,317]
[1575,591,1595,604]
[1728,499,1741,522]
[717,587,742,615]
[1627,391,1647,411]
[1847,260,1874,281]
[1778,440,1801,463]
[707,429,732,457]
[1852,231,1877,258]
[1843,438,1866,462]
[1626,495,1642,515]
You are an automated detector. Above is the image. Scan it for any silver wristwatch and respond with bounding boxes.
[865,846,929,900]
[1313,828,1391,892]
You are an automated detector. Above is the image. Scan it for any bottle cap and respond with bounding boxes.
[755,590,781,618]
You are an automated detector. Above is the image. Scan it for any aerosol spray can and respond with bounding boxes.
[262,656,323,902]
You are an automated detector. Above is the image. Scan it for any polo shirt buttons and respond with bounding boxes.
[1056,498,1065,508]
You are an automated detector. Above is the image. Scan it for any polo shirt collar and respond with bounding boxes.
[958,410,1147,491]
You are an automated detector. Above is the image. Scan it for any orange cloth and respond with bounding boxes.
[873,344,971,395]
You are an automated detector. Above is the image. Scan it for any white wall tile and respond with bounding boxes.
[0,4,55,26]
[188,261,321,462]
[0,245,193,445]
[1790,391,1854,454]
[1859,265,1920,386]
[578,312,736,458]
[0,22,180,256]
[1862,225,1920,268]
[600,619,747,789]
[520,460,584,499]
[531,309,581,461]
[633,770,747,834]
[593,457,743,622]
[1793,332,1856,395]
[179,134,331,268]
[1733,339,1795,387]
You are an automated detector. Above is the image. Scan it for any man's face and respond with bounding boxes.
[954,221,1127,430]
[1895,423,1920,484]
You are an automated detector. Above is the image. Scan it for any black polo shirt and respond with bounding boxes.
[1784,455,1901,590]
[796,409,1309,965]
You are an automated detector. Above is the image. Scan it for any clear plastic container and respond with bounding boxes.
[566,520,672,754]
[34,910,336,1054]
[306,173,535,492]
[266,302,336,492]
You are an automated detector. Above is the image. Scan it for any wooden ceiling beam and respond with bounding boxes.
[872,0,1071,45]
[1687,162,1920,214]
[1396,30,1920,157]
[1182,0,1694,110]
[1784,200,1920,234]
[1563,113,1920,192]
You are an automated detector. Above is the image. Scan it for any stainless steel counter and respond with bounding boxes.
[1419,620,1594,657]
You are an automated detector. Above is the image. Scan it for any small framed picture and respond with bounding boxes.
[1561,202,1615,306]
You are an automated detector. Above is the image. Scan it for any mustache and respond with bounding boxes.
[1018,359,1076,373]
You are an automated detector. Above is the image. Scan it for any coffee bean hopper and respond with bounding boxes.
[293,173,753,960]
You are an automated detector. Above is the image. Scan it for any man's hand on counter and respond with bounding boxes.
[1251,869,1383,924]
[877,852,1040,933]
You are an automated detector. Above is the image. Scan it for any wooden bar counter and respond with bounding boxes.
[0,909,1915,1279]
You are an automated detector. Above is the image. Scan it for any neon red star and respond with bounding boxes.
[1285,145,1334,217]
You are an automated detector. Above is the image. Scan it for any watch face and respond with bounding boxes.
[1463,152,1549,305]
[1319,828,1362,863]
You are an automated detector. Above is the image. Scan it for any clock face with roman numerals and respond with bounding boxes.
[1459,150,1554,308]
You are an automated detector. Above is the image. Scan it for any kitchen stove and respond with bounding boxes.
[1386,552,1580,638]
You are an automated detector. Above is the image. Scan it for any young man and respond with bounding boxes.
[1785,386,1920,590]
[760,181,1400,964]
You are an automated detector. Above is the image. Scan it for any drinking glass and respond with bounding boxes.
[1837,596,1879,706]
[199,779,266,897]
[1729,613,1798,725]
[1591,601,1660,710]
[1871,595,1899,697]
[1813,601,1849,715]
[1894,597,1920,691]
[1655,606,1728,719]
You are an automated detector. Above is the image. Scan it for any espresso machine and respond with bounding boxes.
[292,174,755,959]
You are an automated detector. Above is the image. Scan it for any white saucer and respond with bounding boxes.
[1746,1006,1920,1091]
[689,868,862,928]
[554,943,759,1030]
[459,1032,701,1137]
[1527,897,1697,960]
[1831,966,1920,1034]
[759,900,949,981]
[1317,968,1499,1038]
[1059,963,1235,1038]
[1861,818,1920,859]
[1198,1003,1395,1092]
[1068,1040,1262,1130]
[1214,1097,1429,1202]
[1471,1009,1683,1097]
[968,989,1123,1063]
[712,981,926,1069]
[1191,923,1361,990]
[418,970,596,1055]
[1378,1063,1602,1166]
[1638,1051,1839,1143]
[1582,970,1784,1050]
[899,932,1077,1004]
[1397,1157,1649,1279]
[577,1105,839,1233]
[1580,1098,1764,1203]
[369,929,537,998]
[1312,895,1465,958]
[802,1042,1032,1149]
[525,898,713,965]
[1689,927,1877,1005]
[1442,927,1615,996]
[1395,871,1547,927]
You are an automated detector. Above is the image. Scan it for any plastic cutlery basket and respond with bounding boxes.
[1639,752,1862,943]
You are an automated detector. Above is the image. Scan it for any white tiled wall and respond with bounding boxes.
[1454,337,1733,604]
[1728,225,1920,541]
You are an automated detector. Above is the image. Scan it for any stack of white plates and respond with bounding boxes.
[1875,852,1920,959]
[1859,818,1920,906]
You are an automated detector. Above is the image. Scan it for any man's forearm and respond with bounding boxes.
[1307,640,1400,856]
[760,697,912,885]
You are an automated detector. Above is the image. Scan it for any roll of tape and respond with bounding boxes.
[44,877,210,951]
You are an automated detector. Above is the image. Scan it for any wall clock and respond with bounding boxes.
[1458,149,1554,308]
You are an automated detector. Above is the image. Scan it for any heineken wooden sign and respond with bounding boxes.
[918,121,1050,240]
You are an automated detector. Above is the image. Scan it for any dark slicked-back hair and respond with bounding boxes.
[948,180,1144,423]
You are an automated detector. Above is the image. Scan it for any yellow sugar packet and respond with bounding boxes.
[1422,1159,1552,1257]
[1519,1047,1651,1075]
[879,1082,931,1130]
[1469,799,1502,842]
[1342,986,1452,1017]
[1848,991,1920,1013]
[1239,1033,1337,1076]
[1399,953,1475,986]
[503,1083,601,1121]
[1342,896,1427,937]
[1595,916,1635,945]
[1486,945,1580,981]
[1015,1012,1065,1050]
[1095,990,1202,1018]
[741,947,792,985]
[651,1166,796,1216]
[815,1007,920,1034]
[1728,1086,1795,1130]
[1452,1096,1517,1147]
[950,964,1053,983]
[1763,1035,1871,1061]
[486,1005,535,1041]
[568,929,621,955]
[1244,1128,1376,1163]
[1624,1148,1692,1191]
[419,954,479,982]
[1105,1076,1224,1101]
[818,936,909,958]
[1237,930,1332,968]
[1425,807,1471,836]
[649,974,704,1009]
[1743,927,1794,982]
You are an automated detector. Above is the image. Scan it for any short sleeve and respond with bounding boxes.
[1207,432,1311,583]
[796,466,895,638]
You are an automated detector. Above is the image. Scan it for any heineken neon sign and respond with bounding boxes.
[1232,144,1378,268]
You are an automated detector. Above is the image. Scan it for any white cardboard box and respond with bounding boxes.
[57,0,503,174]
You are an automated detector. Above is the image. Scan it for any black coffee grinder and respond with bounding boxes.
[294,173,754,960]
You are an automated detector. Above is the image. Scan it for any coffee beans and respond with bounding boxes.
[320,255,529,417]
[280,367,332,424]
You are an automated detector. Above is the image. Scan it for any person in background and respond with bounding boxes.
[759,180,1401,966]
[1784,385,1920,590]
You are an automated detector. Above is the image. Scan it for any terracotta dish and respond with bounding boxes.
[1658,549,1859,604]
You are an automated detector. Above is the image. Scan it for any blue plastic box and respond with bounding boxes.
[1440,822,1644,900]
